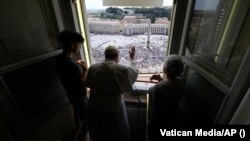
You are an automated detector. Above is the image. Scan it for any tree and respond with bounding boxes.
[105,7,123,19]
[133,7,172,21]
[106,7,123,15]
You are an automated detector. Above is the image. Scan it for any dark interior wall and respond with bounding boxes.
[177,68,225,125]
[2,58,66,122]
[0,57,75,141]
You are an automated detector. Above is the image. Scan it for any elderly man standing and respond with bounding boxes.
[85,45,138,141]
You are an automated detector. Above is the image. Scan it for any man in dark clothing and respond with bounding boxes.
[55,30,88,141]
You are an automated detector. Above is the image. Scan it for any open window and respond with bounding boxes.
[83,0,173,81]
[179,0,250,123]
[185,0,250,85]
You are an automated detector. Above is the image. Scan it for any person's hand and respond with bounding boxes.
[129,46,135,60]
[77,60,87,71]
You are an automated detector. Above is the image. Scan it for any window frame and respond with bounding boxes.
[0,0,61,74]
[178,0,250,124]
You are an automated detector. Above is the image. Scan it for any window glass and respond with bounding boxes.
[0,0,58,66]
[186,0,249,84]
[85,0,173,74]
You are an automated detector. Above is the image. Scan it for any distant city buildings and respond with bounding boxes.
[123,16,138,23]
[155,17,169,24]
[123,23,168,35]
[88,20,123,34]
[122,16,151,24]
[88,16,170,35]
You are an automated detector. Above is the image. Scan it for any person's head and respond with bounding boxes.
[104,45,119,63]
[163,55,184,79]
[58,30,84,54]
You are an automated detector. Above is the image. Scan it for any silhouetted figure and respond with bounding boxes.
[148,55,185,140]
[55,31,88,141]
[150,74,163,82]
[86,45,138,141]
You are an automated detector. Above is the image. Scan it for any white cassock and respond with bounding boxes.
[85,60,138,141]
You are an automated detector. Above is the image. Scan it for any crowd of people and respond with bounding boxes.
[90,34,167,73]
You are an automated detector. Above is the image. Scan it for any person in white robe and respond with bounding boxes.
[85,45,138,141]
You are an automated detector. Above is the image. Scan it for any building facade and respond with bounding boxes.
[88,20,169,35]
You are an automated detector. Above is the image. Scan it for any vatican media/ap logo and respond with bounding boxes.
[160,128,246,138]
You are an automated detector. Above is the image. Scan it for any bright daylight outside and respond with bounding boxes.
[85,0,173,80]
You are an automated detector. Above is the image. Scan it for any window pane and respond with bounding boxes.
[0,0,57,66]
[186,0,249,84]
[85,0,173,74]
